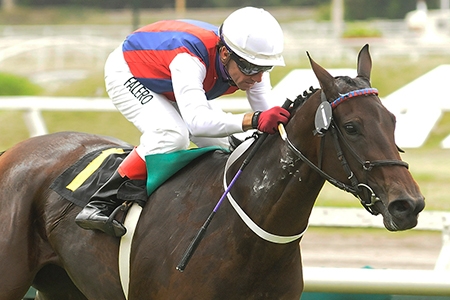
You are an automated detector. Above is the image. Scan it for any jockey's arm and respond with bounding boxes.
[171,53,251,137]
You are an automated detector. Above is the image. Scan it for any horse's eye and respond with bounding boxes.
[344,123,358,135]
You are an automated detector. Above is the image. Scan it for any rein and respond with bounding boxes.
[223,137,308,244]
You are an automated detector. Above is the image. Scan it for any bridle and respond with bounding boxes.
[280,87,409,215]
[218,86,409,245]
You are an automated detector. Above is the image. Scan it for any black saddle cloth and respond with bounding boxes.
[50,147,133,207]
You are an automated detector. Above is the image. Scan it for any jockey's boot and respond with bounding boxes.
[75,148,147,237]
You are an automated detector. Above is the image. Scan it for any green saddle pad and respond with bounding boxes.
[145,146,227,195]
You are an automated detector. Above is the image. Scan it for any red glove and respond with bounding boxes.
[252,106,290,134]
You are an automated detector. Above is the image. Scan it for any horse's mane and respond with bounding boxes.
[291,86,319,111]
[290,75,369,112]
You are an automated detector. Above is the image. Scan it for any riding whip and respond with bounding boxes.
[176,99,292,272]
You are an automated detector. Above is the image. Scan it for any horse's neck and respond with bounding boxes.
[228,94,325,247]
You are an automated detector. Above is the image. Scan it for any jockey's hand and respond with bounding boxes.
[252,106,290,134]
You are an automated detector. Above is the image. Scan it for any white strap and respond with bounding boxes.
[224,136,308,244]
[118,203,142,300]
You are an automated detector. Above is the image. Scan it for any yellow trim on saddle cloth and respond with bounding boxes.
[66,148,125,192]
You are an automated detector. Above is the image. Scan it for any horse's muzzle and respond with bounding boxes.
[376,197,425,231]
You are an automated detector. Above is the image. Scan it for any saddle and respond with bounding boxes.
[50,146,227,208]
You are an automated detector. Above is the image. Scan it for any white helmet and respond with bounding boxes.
[220,7,285,67]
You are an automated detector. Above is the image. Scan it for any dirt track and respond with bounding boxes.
[300,227,442,270]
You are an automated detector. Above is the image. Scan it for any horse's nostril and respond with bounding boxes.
[388,199,414,217]
[396,201,409,211]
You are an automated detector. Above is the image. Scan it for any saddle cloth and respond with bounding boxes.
[50,147,132,207]
[50,146,226,207]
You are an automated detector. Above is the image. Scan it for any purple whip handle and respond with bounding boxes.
[213,169,242,212]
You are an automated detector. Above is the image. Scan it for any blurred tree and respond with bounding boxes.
[175,0,185,15]
[13,0,441,20]
[0,73,42,95]
[345,0,440,20]
[14,0,327,8]
[2,0,15,11]
[132,0,139,29]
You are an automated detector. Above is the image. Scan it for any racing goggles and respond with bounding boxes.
[228,51,274,76]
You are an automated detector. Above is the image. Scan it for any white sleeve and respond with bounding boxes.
[170,53,245,137]
[246,72,274,111]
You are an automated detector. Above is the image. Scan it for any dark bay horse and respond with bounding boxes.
[0,45,424,300]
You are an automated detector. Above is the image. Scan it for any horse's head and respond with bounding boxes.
[293,44,425,231]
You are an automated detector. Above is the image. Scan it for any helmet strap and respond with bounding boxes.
[218,47,236,86]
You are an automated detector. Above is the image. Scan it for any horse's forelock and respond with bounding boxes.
[335,75,370,91]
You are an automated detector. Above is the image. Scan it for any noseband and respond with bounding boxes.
[280,87,409,215]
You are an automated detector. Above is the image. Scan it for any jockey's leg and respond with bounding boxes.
[75,148,146,237]
[77,49,190,236]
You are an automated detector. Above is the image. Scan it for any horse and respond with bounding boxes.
[0,44,424,300]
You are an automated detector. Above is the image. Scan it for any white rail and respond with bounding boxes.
[0,96,250,137]
[2,67,450,147]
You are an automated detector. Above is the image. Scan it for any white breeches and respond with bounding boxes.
[104,46,229,160]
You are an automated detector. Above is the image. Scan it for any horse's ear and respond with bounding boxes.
[357,44,372,81]
[307,51,339,101]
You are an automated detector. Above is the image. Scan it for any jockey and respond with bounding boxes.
[75,6,290,237]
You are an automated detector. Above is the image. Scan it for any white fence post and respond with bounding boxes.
[435,213,450,270]
[23,108,48,137]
